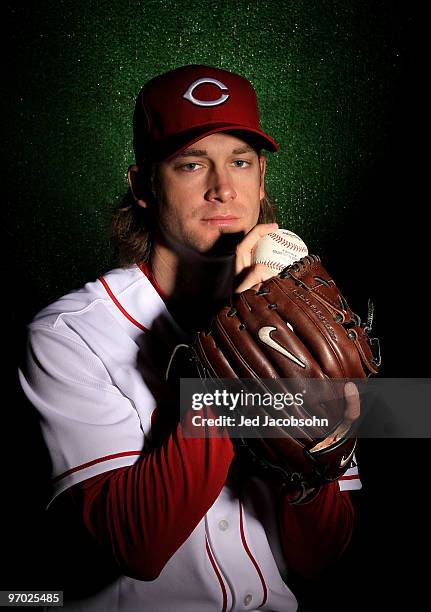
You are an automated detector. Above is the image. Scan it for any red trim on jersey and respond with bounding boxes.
[137,261,167,302]
[205,536,228,612]
[52,450,142,483]
[239,502,268,608]
[98,275,148,332]
[339,475,361,481]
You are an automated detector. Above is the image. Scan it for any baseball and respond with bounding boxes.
[252,228,308,273]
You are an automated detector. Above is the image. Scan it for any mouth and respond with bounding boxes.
[202,216,241,227]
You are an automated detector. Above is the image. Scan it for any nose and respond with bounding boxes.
[204,167,237,204]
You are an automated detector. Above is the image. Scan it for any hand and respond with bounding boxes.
[234,222,278,293]
[311,382,361,452]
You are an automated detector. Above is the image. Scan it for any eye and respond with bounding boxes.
[180,162,202,172]
[232,159,251,168]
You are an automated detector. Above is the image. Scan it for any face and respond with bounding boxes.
[153,132,266,257]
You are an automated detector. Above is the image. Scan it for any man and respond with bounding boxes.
[19,65,361,611]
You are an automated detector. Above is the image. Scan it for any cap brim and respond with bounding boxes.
[150,123,278,162]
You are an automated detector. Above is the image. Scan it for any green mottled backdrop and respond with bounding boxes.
[5,0,407,311]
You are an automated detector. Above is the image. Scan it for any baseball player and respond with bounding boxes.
[19,65,362,611]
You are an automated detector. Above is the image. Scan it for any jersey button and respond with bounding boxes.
[218,520,229,531]
[244,594,253,606]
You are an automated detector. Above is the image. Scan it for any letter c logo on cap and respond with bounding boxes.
[183,78,229,107]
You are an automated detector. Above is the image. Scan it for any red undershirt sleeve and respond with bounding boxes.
[63,411,234,581]
[278,482,355,580]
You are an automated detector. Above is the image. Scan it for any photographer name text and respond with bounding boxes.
[191,414,328,428]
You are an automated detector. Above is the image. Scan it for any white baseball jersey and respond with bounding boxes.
[19,263,361,612]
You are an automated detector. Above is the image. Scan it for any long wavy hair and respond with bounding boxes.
[110,161,278,267]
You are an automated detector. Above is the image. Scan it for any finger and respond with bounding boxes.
[235,263,276,293]
[235,223,278,276]
[343,382,361,424]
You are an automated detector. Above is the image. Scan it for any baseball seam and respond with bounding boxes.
[254,259,292,270]
[269,233,308,252]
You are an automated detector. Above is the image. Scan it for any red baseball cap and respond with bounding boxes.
[133,64,278,163]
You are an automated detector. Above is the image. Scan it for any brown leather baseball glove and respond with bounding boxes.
[194,255,381,502]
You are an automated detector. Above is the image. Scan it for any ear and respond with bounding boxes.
[259,155,267,200]
[128,164,149,209]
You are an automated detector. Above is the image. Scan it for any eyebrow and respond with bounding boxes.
[173,145,255,159]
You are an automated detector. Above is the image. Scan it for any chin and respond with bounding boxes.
[202,230,246,258]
